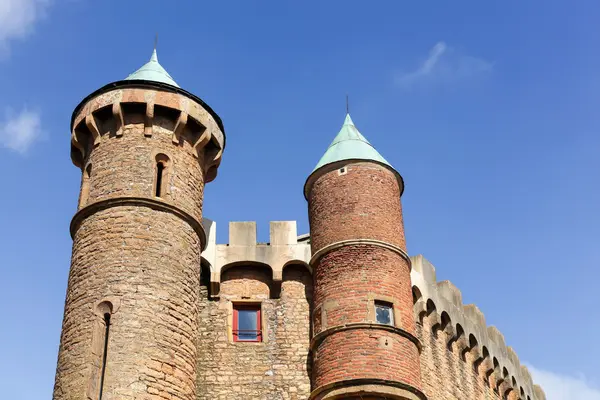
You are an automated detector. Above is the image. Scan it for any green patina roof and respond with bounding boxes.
[125,49,179,87]
[312,113,393,172]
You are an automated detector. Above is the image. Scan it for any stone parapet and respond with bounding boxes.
[201,221,311,296]
[410,254,545,400]
[201,222,546,400]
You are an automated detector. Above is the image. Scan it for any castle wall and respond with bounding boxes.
[196,264,312,400]
[199,222,546,400]
[411,255,544,400]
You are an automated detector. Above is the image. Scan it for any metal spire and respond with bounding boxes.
[346,94,349,114]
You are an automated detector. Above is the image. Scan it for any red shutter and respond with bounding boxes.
[256,308,262,342]
[233,307,239,342]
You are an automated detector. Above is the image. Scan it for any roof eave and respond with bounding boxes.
[303,158,404,200]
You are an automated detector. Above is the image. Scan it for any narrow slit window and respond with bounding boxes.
[79,164,92,207]
[375,301,394,326]
[98,313,111,400]
[155,162,165,197]
[233,304,262,342]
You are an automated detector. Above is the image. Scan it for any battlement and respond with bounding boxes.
[411,255,545,400]
[201,220,311,296]
[201,220,545,400]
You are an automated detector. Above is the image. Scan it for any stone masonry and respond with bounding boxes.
[52,51,545,400]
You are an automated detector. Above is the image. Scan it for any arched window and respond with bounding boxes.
[154,154,170,198]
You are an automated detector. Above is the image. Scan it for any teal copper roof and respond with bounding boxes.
[312,113,393,172]
[125,49,179,87]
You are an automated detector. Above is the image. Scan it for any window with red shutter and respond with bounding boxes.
[233,304,262,342]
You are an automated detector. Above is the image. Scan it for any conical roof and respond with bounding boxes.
[125,49,179,87]
[311,113,393,172]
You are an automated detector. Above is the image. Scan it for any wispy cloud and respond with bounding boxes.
[395,41,493,87]
[527,364,600,400]
[0,0,51,55]
[0,108,43,154]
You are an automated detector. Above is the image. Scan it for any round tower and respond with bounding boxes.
[305,114,425,400]
[53,48,225,400]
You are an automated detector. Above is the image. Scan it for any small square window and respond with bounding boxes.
[375,301,394,326]
[233,304,262,342]
[338,167,347,175]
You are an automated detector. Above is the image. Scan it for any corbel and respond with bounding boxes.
[428,310,441,332]
[85,114,101,146]
[112,102,124,137]
[71,129,86,160]
[413,300,428,323]
[447,326,462,349]
[194,130,211,156]
[144,102,154,137]
[456,335,471,359]
[172,111,188,144]
[473,351,488,373]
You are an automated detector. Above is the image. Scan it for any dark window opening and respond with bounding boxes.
[233,304,262,342]
[98,313,111,400]
[375,301,394,326]
[155,162,165,197]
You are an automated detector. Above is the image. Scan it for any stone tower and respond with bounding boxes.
[53,49,225,400]
[305,114,425,400]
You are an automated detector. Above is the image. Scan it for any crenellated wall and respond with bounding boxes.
[198,221,545,400]
[197,221,312,399]
[410,255,545,400]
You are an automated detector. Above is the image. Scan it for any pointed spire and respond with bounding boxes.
[311,113,393,173]
[125,42,179,88]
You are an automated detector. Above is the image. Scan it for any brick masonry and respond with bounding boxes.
[307,162,423,400]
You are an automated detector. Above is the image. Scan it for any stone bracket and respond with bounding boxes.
[112,102,124,136]
[144,102,154,137]
[85,114,101,146]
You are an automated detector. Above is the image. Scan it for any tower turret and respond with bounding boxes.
[305,114,425,400]
[54,48,225,400]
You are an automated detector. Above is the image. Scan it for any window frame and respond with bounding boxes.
[232,304,262,343]
[374,300,395,326]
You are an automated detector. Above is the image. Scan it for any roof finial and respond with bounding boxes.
[150,34,159,62]
[346,94,349,115]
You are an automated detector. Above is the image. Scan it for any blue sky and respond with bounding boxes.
[0,1,598,399]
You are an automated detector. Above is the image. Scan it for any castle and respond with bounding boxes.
[53,49,546,400]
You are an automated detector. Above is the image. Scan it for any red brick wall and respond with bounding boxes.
[308,162,406,251]
[307,162,422,399]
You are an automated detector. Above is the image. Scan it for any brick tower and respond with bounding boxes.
[53,48,225,400]
[305,114,425,400]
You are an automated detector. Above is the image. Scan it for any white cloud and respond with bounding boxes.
[527,364,600,400]
[395,41,493,87]
[0,0,51,54]
[0,108,43,154]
